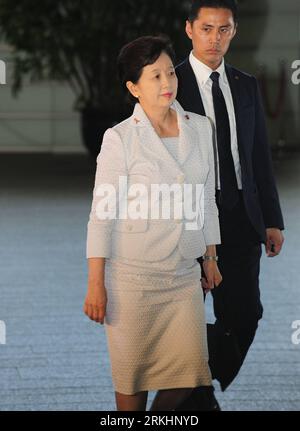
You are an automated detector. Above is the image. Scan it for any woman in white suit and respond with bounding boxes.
[83,35,222,411]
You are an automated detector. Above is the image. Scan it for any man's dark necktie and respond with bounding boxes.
[210,71,239,210]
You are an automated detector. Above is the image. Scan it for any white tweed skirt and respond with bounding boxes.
[103,257,212,395]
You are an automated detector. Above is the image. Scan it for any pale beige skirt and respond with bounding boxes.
[103,256,212,395]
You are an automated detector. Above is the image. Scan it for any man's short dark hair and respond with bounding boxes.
[188,0,238,24]
[117,35,176,104]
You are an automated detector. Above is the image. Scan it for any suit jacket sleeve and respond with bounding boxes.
[86,128,127,258]
[252,77,284,230]
[202,118,221,246]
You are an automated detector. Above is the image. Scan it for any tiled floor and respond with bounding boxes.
[0,152,299,411]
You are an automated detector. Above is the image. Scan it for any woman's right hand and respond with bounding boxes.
[83,283,107,325]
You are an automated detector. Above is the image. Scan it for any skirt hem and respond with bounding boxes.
[113,375,212,396]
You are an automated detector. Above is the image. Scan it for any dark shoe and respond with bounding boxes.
[174,386,221,411]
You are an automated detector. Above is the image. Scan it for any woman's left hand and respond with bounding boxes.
[201,261,222,294]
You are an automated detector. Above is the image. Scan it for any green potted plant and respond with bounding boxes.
[0,0,189,157]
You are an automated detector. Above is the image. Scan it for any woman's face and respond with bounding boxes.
[127,51,178,110]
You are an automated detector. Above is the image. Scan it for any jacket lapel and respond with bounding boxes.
[172,99,198,166]
[225,64,246,169]
[131,100,196,171]
[177,58,206,116]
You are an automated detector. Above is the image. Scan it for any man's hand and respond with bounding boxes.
[265,228,284,257]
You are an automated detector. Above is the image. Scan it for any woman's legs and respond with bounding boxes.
[115,387,194,411]
[149,388,194,411]
[115,390,148,411]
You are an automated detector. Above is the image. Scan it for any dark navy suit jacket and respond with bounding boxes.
[176,58,284,243]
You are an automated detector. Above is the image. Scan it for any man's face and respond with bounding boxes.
[185,7,237,69]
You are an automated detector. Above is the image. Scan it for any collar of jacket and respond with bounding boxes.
[129,99,197,169]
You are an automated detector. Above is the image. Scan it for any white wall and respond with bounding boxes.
[0,42,84,153]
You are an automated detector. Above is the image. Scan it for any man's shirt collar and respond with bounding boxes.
[189,51,228,88]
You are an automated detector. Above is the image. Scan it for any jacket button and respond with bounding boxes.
[177,174,185,184]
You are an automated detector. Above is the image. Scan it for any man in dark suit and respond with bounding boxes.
[175,0,284,410]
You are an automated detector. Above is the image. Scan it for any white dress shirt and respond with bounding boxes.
[189,51,242,190]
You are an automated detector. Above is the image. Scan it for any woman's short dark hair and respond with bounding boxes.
[188,0,238,24]
[117,35,176,104]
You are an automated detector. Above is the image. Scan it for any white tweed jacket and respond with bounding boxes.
[86,99,220,261]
